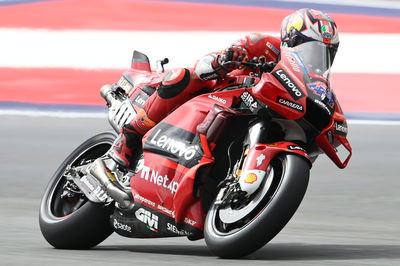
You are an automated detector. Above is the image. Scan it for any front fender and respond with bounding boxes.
[238,141,311,195]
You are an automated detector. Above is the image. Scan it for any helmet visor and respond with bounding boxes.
[292,41,337,80]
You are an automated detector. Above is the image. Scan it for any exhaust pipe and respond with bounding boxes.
[89,158,133,209]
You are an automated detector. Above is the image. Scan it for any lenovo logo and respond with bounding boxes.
[272,69,305,100]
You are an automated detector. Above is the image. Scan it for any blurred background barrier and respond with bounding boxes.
[0,0,399,119]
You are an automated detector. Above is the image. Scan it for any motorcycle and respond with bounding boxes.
[39,41,352,258]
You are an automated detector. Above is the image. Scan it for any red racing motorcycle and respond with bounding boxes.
[39,41,352,258]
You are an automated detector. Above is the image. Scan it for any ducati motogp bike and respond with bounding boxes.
[39,41,352,258]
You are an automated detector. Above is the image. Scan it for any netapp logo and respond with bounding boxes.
[272,69,305,100]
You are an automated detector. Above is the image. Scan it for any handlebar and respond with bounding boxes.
[221,57,276,76]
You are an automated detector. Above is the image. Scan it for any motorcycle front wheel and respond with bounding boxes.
[39,132,116,249]
[204,154,310,258]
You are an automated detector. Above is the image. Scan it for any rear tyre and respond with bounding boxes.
[39,132,117,249]
[204,154,310,258]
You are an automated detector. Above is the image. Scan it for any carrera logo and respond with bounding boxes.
[140,165,179,194]
[272,69,305,100]
[277,97,304,112]
[135,208,159,232]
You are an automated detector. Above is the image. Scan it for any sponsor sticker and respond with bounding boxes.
[140,165,179,194]
[256,154,266,167]
[334,120,348,136]
[113,218,132,233]
[184,217,197,226]
[308,81,334,107]
[286,55,301,72]
[157,204,175,217]
[149,129,199,161]
[144,123,203,168]
[135,208,159,232]
[244,173,258,184]
[134,194,156,207]
[314,99,332,116]
[80,176,108,201]
[167,223,190,236]
[276,97,304,112]
[272,69,305,100]
[266,42,280,56]
[240,91,259,112]
[288,145,307,153]
[133,93,147,107]
[208,94,227,104]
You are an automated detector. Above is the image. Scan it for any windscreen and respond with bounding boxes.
[291,41,333,81]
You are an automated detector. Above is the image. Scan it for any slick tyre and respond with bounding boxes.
[204,154,310,258]
[39,132,117,249]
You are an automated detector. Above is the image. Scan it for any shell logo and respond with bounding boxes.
[244,173,258,184]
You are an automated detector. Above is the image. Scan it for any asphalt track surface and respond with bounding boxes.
[1,115,399,265]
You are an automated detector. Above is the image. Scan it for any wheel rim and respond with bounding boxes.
[218,167,274,224]
[211,157,285,235]
[47,140,113,219]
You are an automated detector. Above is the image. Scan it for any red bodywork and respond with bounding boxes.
[125,46,352,234]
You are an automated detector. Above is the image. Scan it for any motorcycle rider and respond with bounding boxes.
[102,8,340,173]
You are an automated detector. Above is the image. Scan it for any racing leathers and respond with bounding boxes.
[109,33,282,168]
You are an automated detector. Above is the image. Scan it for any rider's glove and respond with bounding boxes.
[212,46,249,75]
[221,46,248,69]
[195,46,248,80]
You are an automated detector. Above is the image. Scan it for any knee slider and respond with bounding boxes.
[158,68,190,99]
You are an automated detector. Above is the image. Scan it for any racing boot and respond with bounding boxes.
[108,108,156,169]
[88,109,156,208]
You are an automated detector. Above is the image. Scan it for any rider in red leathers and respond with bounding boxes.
[108,32,281,168]
[106,8,340,172]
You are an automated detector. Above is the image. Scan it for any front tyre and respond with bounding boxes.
[204,154,310,258]
[39,132,117,249]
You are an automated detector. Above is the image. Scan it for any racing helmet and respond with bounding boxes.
[280,8,339,64]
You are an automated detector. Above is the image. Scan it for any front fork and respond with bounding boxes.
[235,120,311,196]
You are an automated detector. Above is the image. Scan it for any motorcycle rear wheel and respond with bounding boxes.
[39,132,116,249]
[204,154,310,258]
